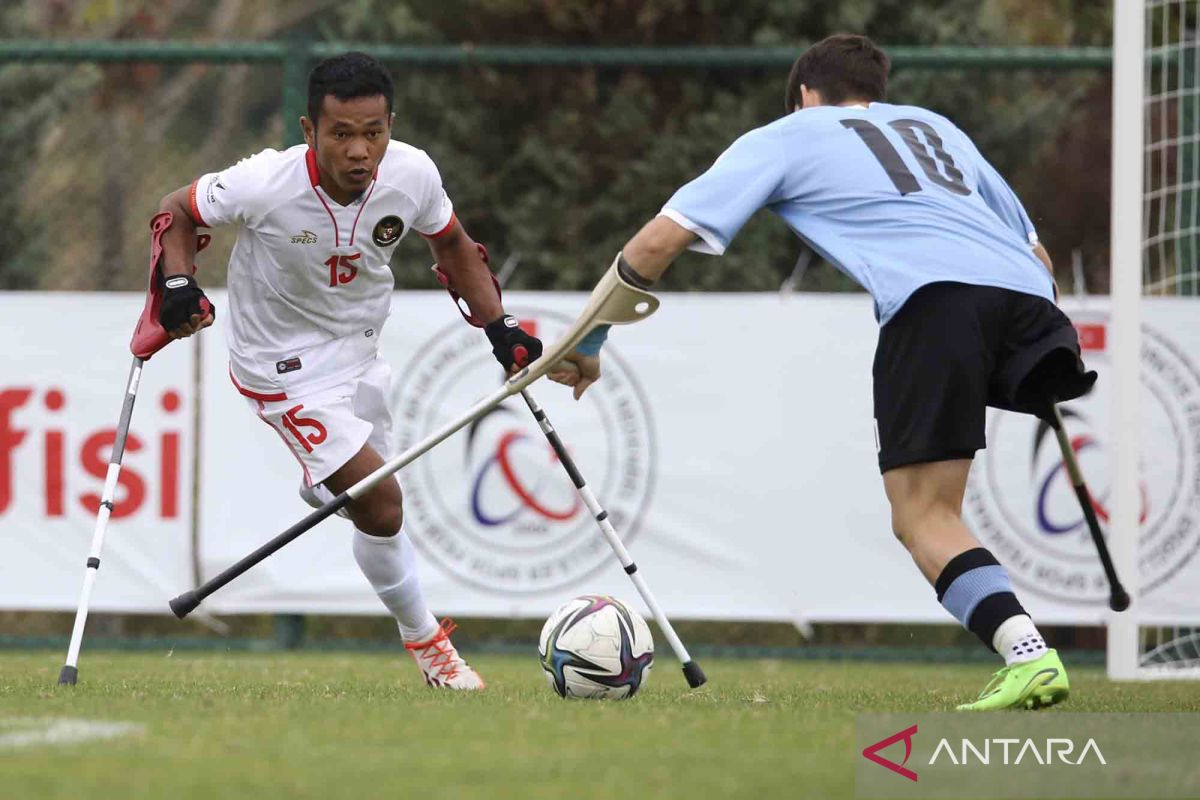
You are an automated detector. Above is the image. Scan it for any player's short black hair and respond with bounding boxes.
[784,34,890,112]
[307,52,394,126]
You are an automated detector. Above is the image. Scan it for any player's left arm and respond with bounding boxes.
[426,219,543,373]
[426,219,503,322]
[962,134,1057,298]
[413,149,542,373]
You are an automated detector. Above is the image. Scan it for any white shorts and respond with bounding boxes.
[239,357,394,487]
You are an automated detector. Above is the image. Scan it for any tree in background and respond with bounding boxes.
[0,0,1113,293]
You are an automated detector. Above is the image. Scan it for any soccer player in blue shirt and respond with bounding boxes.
[551,34,1095,710]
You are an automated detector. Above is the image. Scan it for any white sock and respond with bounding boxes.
[352,528,438,643]
[992,614,1048,665]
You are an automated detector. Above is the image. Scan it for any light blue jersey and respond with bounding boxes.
[662,102,1053,324]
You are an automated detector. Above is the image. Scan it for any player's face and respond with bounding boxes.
[305,94,392,202]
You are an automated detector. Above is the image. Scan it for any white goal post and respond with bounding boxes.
[1108,0,1200,680]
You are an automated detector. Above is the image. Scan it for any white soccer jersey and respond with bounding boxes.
[189,140,455,400]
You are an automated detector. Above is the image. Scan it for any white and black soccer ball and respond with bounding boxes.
[538,595,654,700]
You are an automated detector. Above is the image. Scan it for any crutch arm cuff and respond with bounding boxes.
[617,254,655,290]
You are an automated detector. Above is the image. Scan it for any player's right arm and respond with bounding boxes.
[156,183,214,340]
[961,133,1058,299]
[1032,242,1057,300]
[549,216,696,398]
[155,151,274,339]
[551,126,786,399]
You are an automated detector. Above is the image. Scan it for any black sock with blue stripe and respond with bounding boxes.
[935,548,1029,653]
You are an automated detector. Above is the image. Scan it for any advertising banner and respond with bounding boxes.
[2,291,1197,626]
[0,293,195,612]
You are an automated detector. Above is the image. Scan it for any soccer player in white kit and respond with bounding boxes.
[152,52,543,690]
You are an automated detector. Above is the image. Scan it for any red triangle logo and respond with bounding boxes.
[862,724,919,782]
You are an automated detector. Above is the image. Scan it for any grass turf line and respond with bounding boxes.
[1,652,1197,800]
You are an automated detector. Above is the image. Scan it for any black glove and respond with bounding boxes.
[484,314,543,371]
[159,274,214,331]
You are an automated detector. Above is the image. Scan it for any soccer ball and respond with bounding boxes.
[538,595,654,700]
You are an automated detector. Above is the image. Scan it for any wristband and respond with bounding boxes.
[575,325,610,357]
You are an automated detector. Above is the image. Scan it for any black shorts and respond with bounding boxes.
[873,281,1096,473]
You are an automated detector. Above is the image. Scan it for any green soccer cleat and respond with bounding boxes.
[956,649,1070,711]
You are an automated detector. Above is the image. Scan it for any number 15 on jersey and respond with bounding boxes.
[325,253,360,287]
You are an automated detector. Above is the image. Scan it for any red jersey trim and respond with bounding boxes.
[229,367,287,402]
[307,180,341,247]
[305,147,321,186]
[348,178,378,246]
[188,179,209,227]
[305,149,340,245]
[420,212,457,240]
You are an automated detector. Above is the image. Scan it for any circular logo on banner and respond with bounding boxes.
[391,309,656,595]
[965,317,1200,605]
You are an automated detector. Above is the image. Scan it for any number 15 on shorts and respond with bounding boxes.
[281,405,328,453]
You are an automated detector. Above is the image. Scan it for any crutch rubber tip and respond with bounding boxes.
[1110,586,1131,612]
[169,590,201,619]
[57,665,78,686]
[682,661,707,689]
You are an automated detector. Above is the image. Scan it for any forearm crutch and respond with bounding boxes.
[430,248,705,688]
[518,389,706,688]
[59,211,210,685]
[168,254,658,619]
[1045,402,1131,612]
[57,358,145,685]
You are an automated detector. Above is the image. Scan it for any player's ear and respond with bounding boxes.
[388,112,395,132]
[300,116,315,149]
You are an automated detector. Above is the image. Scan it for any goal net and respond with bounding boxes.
[1108,0,1200,679]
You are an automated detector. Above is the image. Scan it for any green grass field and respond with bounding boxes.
[2,651,1197,800]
